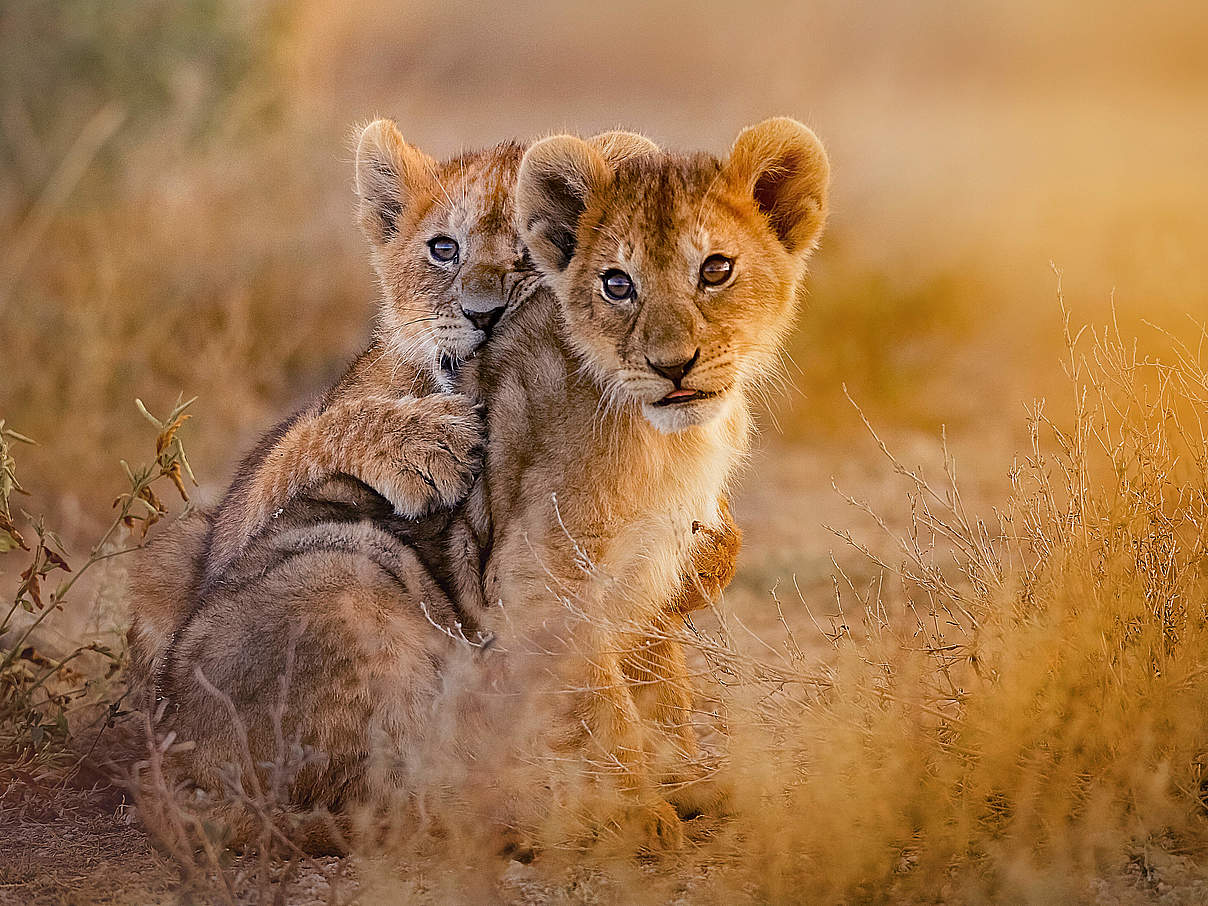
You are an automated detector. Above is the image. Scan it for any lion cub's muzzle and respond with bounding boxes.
[645,348,721,408]
[460,293,507,337]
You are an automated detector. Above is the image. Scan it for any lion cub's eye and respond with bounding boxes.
[428,236,460,264]
[601,269,635,302]
[700,254,734,286]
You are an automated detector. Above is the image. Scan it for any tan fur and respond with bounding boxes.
[130,494,464,856]
[126,510,212,701]
[124,123,752,855]
[445,117,829,847]
[201,123,538,583]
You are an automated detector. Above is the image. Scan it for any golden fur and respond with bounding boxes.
[123,122,759,855]
[440,117,829,847]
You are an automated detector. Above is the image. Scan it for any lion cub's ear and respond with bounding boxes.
[586,130,660,167]
[354,119,438,247]
[725,117,830,255]
[516,135,612,273]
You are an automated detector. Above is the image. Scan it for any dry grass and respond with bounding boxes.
[404,300,1208,902]
[131,656,355,905]
[4,1,1208,902]
[1,398,196,797]
[107,298,1208,903]
[650,289,1208,902]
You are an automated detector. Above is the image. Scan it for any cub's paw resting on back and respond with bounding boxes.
[330,392,484,518]
[203,390,483,582]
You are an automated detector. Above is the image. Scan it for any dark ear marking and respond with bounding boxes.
[373,163,403,240]
[515,135,610,275]
[752,155,800,246]
[551,229,576,265]
[354,119,437,249]
[530,170,588,268]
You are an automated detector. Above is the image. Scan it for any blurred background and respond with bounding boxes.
[2,0,1207,612]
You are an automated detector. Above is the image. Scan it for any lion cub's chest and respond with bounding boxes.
[478,395,727,626]
[461,300,736,630]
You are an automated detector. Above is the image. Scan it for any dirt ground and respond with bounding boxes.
[6,801,1208,905]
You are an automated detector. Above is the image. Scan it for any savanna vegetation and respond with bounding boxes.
[3,1,1207,902]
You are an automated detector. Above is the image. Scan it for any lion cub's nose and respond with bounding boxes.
[461,300,506,334]
[646,349,700,385]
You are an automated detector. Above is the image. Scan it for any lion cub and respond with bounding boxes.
[199,121,540,587]
[199,121,740,604]
[449,117,829,849]
[124,122,745,858]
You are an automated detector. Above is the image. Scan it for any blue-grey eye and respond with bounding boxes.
[700,254,733,286]
[601,269,634,301]
[428,236,459,263]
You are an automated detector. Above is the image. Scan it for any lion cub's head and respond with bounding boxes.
[355,120,540,373]
[516,117,829,433]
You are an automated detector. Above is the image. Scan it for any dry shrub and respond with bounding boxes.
[667,290,1208,902]
[1,398,196,805]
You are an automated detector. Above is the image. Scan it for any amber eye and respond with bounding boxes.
[700,254,734,286]
[601,269,635,301]
[428,236,459,263]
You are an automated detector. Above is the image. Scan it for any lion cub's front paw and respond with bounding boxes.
[606,799,684,855]
[667,496,743,614]
[364,394,484,517]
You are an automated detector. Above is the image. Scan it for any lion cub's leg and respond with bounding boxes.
[622,632,730,820]
[624,497,742,818]
[566,649,686,853]
[205,392,482,581]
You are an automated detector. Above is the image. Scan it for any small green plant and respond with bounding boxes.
[1,396,196,784]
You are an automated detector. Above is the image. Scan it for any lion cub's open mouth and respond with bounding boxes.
[653,388,720,407]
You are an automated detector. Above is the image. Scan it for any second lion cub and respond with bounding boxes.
[200,122,539,586]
